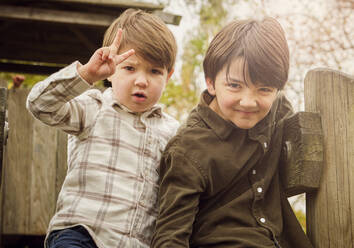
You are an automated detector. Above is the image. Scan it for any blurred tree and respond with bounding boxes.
[294,209,307,232]
[159,0,238,121]
[0,71,46,89]
[267,0,354,110]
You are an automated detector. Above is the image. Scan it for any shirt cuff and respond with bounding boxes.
[75,61,95,88]
[64,61,92,95]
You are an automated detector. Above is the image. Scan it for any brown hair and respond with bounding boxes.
[203,17,289,89]
[103,8,176,72]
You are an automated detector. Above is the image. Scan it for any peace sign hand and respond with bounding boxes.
[78,29,135,85]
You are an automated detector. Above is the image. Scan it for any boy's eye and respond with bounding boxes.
[259,87,275,93]
[124,66,135,71]
[151,69,162,75]
[227,82,242,89]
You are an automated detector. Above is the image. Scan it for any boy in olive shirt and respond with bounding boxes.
[151,18,313,248]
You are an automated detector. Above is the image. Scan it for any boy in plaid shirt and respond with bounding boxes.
[27,8,178,248]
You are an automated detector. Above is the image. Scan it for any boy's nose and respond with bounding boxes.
[239,93,257,108]
[134,74,148,88]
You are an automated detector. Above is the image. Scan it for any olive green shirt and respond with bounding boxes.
[151,90,313,248]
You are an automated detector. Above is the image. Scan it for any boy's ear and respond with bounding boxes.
[206,78,216,95]
[166,69,174,83]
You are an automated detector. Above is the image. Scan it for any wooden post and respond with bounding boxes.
[1,89,67,236]
[305,68,354,247]
[0,87,7,188]
[0,86,7,248]
[281,111,323,197]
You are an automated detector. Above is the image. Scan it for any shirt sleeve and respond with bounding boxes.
[26,61,96,136]
[151,148,206,248]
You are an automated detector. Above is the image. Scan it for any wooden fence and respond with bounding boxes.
[0,88,67,247]
[305,68,354,247]
[0,67,353,247]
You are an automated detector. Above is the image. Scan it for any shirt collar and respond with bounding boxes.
[196,90,238,140]
[247,91,285,142]
[103,88,162,118]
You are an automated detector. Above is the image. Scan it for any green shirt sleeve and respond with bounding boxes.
[151,148,206,248]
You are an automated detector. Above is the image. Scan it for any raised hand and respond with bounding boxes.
[78,29,135,85]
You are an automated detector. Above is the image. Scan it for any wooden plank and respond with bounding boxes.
[0,87,7,188]
[48,0,164,10]
[0,4,180,26]
[0,62,64,75]
[0,6,115,27]
[305,68,354,247]
[0,145,7,245]
[0,27,99,65]
[281,112,323,197]
[0,86,7,246]
[2,89,33,234]
[67,26,98,51]
[29,119,58,234]
[1,89,68,235]
[153,10,182,26]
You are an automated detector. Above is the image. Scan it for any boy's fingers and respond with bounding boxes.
[108,46,117,60]
[113,28,123,48]
[114,49,135,65]
[109,29,123,59]
[102,47,110,61]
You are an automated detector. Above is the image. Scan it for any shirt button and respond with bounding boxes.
[252,169,256,175]
[260,217,266,223]
[257,187,263,193]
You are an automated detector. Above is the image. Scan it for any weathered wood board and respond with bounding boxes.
[305,68,354,248]
[1,89,67,235]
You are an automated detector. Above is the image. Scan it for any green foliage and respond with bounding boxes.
[161,0,232,122]
[0,71,46,89]
[199,0,228,29]
[294,209,307,233]
[160,78,199,121]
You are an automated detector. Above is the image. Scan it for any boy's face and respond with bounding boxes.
[206,57,278,129]
[109,47,173,113]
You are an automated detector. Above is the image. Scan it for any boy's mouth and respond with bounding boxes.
[132,92,147,101]
[235,109,259,116]
[237,110,256,114]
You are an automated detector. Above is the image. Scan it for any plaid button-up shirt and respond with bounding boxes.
[26,62,179,248]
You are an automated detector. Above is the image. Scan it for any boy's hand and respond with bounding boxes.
[78,29,135,85]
